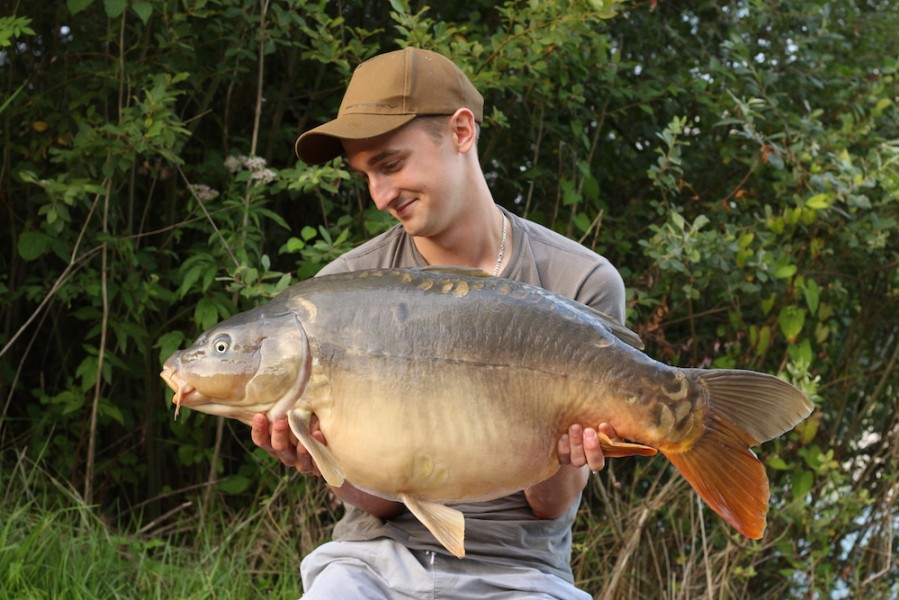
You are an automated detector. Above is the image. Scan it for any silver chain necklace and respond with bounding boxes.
[493,213,508,277]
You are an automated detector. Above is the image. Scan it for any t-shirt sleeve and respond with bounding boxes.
[573,259,627,325]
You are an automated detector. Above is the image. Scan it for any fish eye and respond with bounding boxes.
[212,335,231,353]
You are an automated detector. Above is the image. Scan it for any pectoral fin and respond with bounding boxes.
[400,494,466,559]
[597,431,658,458]
[287,409,345,488]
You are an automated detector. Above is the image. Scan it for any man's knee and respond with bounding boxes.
[300,540,429,600]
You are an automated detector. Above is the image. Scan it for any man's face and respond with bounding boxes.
[343,118,465,237]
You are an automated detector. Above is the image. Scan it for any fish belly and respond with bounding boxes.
[312,360,579,504]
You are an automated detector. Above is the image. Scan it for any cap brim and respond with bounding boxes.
[294,113,418,165]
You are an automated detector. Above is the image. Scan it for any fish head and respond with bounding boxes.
[160,310,311,425]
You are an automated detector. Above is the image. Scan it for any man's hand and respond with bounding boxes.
[525,422,619,519]
[250,413,322,475]
[557,422,618,472]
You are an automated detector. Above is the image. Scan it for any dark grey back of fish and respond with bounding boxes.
[276,267,649,384]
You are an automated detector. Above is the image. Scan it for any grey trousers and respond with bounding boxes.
[299,539,591,600]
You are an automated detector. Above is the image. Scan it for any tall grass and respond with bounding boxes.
[3,446,894,599]
[0,451,335,599]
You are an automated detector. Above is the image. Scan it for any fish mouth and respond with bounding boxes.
[160,366,195,419]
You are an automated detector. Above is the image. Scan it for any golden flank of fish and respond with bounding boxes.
[160,267,813,557]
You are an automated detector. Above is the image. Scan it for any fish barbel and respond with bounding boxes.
[160,267,813,557]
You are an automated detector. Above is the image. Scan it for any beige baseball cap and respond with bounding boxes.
[294,47,484,165]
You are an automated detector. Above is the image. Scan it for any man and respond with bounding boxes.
[251,47,626,599]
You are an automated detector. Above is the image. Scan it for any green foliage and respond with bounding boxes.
[0,16,35,49]
[1,0,897,597]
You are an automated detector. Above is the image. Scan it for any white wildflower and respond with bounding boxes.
[250,168,277,185]
[224,155,245,173]
[245,156,267,172]
[189,184,220,201]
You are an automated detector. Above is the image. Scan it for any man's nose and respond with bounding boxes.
[368,176,398,211]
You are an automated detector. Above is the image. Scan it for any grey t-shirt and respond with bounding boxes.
[315,206,626,582]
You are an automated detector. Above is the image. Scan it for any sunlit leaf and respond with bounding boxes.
[778,306,806,342]
[802,278,820,316]
[806,193,831,209]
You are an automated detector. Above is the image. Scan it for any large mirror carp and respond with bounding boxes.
[161,267,813,558]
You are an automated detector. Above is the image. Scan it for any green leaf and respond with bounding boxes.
[788,338,813,368]
[178,264,205,298]
[282,237,305,253]
[754,325,772,357]
[691,214,709,231]
[104,0,126,18]
[802,279,820,316]
[588,0,620,20]
[582,174,600,202]
[67,0,96,15]
[573,212,592,233]
[99,400,125,425]
[772,263,797,279]
[760,294,776,316]
[76,355,98,392]
[767,456,790,470]
[561,178,580,206]
[17,231,50,261]
[387,0,410,13]
[791,469,814,500]
[156,331,187,366]
[194,297,220,331]
[219,474,251,494]
[778,306,806,342]
[806,193,831,210]
[59,390,88,414]
[132,2,153,24]
[178,444,199,466]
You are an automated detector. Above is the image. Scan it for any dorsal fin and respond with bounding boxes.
[418,265,492,277]
[582,304,644,350]
[415,266,644,350]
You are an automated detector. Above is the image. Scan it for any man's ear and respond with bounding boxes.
[448,108,478,153]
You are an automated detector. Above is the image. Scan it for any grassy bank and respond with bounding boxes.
[3,448,894,599]
[0,452,337,599]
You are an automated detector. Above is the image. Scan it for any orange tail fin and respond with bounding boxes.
[663,414,769,537]
[663,369,813,538]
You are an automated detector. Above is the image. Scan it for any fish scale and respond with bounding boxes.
[160,266,813,558]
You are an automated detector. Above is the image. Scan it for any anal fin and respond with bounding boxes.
[400,494,466,559]
[597,431,658,458]
[287,409,345,488]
